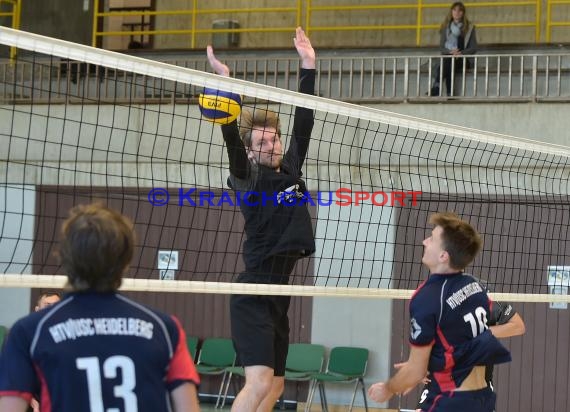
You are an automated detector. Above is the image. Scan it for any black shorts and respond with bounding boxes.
[419,387,496,412]
[231,294,291,375]
[230,254,298,376]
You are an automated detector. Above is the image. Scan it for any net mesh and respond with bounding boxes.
[1,27,570,301]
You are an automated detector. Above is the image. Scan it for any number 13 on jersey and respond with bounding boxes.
[76,355,137,412]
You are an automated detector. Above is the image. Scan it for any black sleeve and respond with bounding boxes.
[220,121,249,180]
[282,68,316,175]
[489,301,516,326]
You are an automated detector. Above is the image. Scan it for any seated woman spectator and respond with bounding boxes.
[430,2,478,96]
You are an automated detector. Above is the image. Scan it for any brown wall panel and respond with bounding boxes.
[33,186,314,403]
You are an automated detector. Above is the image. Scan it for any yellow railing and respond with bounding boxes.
[546,0,570,42]
[0,0,21,59]
[90,1,565,49]
[306,0,542,45]
[92,0,303,49]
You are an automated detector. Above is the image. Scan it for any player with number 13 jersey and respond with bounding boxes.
[0,291,199,412]
[0,204,199,412]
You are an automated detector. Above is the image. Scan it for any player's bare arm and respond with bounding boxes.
[489,313,525,339]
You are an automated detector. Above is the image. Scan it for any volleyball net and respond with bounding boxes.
[1,27,570,302]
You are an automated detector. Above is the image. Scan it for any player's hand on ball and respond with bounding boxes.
[368,382,394,403]
[206,45,230,77]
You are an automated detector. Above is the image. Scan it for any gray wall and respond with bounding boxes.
[311,203,395,406]
[374,102,570,148]
[0,185,34,326]
[20,0,94,45]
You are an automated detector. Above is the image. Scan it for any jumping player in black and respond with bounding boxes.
[207,27,316,412]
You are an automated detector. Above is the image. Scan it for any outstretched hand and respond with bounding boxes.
[393,362,430,395]
[368,382,393,403]
[293,27,316,69]
[206,45,230,77]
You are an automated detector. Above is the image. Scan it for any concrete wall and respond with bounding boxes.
[150,0,555,48]
[372,102,570,148]
[4,101,569,186]
[20,0,93,46]
[311,204,395,407]
[0,185,34,327]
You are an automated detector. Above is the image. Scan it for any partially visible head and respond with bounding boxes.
[59,203,134,292]
[422,212,482,272]
[239,108,283,169]
[450,2,466,21]
[35,290,61,311]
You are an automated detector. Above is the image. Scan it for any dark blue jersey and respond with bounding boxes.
[0,291,199,412]
[417,298,517,410]
[410,272,510,393]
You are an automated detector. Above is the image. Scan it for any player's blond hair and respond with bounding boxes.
[239,108,281,147]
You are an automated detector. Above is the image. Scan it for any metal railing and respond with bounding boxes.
[1,52,568,104]
[306,0,541,45]
[91,0,550,49]
[92,0,303,49]
[546,0,570,42]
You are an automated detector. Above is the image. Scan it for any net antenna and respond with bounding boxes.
[1,27,570,302]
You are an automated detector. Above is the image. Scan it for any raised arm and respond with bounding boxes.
[206,46,249,179]
[284,27,316,174]
[294,26,316,70]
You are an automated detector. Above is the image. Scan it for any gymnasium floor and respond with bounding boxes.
[199,398,297,411]
[200,404,294,411]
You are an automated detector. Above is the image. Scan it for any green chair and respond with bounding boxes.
[219,365,245,408]
[284,343,326,381]
[220,343,326,409]
[305,346,369,412]
[0,325,8,349]
[283,343,326,410]
[195,337,236,408]
[187,335,199,361]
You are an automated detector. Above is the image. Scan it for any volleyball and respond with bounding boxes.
[198,88,242,124]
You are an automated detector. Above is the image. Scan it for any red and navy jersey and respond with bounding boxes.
[0,291,199,412]
[416,300,517,409]
[410,272,510,393]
